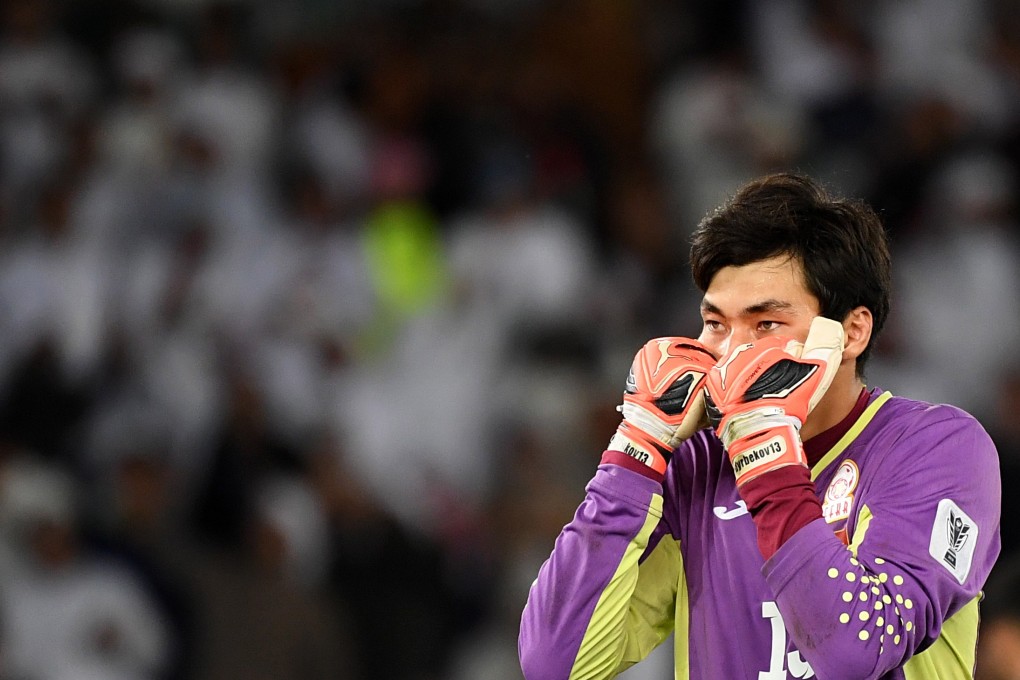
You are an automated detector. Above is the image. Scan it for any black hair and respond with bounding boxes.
[690,173,891,376]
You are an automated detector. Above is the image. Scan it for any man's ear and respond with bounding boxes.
[842,306,873,363]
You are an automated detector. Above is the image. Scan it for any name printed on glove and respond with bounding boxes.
[733,435,787,476]
[623,443,652,466]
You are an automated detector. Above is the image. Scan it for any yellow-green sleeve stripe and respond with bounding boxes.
[568,494,675,680]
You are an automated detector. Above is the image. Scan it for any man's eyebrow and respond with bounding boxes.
[700,300,722,315]
[700,298,795,316]
[743,299,796,315]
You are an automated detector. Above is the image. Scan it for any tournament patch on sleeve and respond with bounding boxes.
[928,498,978,584]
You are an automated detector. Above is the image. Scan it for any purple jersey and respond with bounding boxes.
[519,389,1001,679]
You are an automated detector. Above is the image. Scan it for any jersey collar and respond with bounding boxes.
[804,387,872,468]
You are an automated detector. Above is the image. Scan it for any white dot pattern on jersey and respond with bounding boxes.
[828,559,915,653]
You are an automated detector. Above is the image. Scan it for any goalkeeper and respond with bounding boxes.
[519,173,1001,679]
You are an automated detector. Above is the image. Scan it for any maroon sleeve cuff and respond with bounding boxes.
[600,450,665,484]
[738,465,823,561]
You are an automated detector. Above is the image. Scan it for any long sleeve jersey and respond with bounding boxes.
[519,389,1001,679]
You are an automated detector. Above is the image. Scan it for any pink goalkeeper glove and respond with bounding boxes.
[608,338,717,476]
[704,317,845,487]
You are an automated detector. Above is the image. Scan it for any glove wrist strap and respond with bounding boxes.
[618,402,681,447]
[608,426,669,475]
[726,421,805,487]
[719,407,801,447]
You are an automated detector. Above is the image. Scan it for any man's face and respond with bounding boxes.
[697,254,821,359]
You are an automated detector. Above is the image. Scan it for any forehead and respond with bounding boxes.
[701,255,819,314]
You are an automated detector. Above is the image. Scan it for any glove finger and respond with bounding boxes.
[801,316,845,412]
[672,389,707,443]
[801,316,845,362]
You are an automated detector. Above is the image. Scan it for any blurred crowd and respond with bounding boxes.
[0,0,1019,678]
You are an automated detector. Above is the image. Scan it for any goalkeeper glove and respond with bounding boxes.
[608,338,716,476]
[704,317,845,487]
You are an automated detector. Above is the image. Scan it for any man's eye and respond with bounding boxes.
[703,320,724,332]
[758,321,781,332]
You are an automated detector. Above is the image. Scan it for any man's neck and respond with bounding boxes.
[801,367,865,441]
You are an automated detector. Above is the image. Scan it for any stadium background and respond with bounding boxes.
[0,0,1019,678]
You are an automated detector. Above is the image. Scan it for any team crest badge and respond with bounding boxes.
[822,460,859,525]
